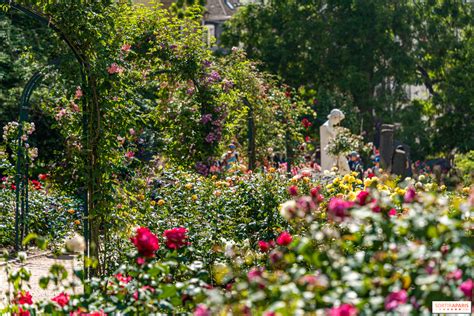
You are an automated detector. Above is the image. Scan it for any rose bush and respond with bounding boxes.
[1,170,472,315]
[0,175,82,248]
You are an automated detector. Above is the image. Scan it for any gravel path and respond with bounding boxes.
[0,253,82,306]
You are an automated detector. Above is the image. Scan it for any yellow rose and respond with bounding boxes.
[67,209,75,214]
[157,199,165,206]
[266,175,273,181]
[185,183,193,190]
[211,175,217,180]
[138,194,145,201]
[268,167,276,173]
[192,194,198,201]
[150,200,156,206]
[74,220,81,225]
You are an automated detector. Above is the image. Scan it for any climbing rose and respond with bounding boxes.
[74,86,83,99]
[276,231,292,246]
[288,185,298,196]
[356,191,370,205]
[163,227,190,249]
[384,290,408,311]
[16,291,33,305]
[121,43,131,52]
[130,227,159,257]
[51,292,70,307]
[107,63,123,75]
[459,279,473,298]
[328,304,357,316]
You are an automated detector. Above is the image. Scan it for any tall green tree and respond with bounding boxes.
[222,0,474,156]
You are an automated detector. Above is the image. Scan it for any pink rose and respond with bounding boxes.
[194,305,211,316]
[385,290,408,311]
[404,187,416,203]
[328,198,354,220]
[459,279,473,298]
[328,303,357,316]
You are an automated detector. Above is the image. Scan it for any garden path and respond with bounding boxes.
[0,253,81,305]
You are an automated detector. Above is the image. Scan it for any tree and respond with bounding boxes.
[222,0,474,156]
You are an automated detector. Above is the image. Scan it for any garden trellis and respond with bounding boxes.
[1,1,90,257]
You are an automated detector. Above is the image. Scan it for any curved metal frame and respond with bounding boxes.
[14,71,43,250]
[2,1,89,255]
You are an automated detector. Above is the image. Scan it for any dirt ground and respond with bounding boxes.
[0,253,82,306]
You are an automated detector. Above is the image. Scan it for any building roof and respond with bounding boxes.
[134,0,244,22]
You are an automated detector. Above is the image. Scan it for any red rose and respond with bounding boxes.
[163,227,190,249]
[14,307,30,316]
[130,227,159,257]
[16,291,33,305]
[51,292,70,307]
[301,118,312,129]
[258,241,271,252]
[276,231,293,246]
[38,173,48,181]
[310,186,320,197]
[115,273,132,284]
[288,185,298,196]
[356,191,370,205]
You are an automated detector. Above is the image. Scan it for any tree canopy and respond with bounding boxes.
[222,0,474,157]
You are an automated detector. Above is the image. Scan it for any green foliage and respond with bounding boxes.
[0,179,81,247]
[454,151,474,185]
[1,172,472,314]
[222,0,474,156]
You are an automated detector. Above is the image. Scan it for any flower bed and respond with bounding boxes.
[0,176,82,248]
[1,171,472,315]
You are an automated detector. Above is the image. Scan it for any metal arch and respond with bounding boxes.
[14,71,43,251]
[2,1,90,257]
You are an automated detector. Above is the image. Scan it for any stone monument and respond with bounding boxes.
[320,109,350,174]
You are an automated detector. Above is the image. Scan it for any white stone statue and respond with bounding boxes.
[319,109,351,174]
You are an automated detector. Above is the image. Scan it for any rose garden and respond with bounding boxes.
[0,1,473,315]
